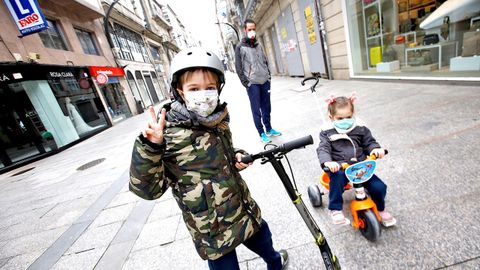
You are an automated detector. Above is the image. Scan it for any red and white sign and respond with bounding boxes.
[79,78,91,89]
[96,73,108,85]
[88,66,125,77]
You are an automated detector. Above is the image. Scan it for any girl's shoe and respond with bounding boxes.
[329,210,350,225]
[279,249,288,269]
[378,210,397,227]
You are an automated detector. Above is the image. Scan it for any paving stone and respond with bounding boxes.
[0,226,67,259]
[131,215,180,251]
[146,197,180,223]
[123,238,206,270]
[51,247,106,270]
[0,250,43,270]
[64,222,123,255]
[107,191,140,208]
[89,203,136,228]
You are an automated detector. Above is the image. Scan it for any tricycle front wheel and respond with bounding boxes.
[358,209,381,241]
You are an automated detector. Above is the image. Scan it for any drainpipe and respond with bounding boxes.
[104,0,120,50]
[139,0,151,30]
[314,0,333,80]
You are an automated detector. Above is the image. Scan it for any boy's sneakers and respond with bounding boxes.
[279,249,289,269]
[329,210,350,225]
[267,128,282,137]
[260,133,272,143]
[379,210,397,227]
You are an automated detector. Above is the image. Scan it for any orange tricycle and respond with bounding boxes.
[307,151,395,241]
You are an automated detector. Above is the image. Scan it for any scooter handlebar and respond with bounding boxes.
[282,135,314,152]
[241,135,314,163]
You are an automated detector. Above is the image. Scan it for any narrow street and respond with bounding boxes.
[1,73,479,269]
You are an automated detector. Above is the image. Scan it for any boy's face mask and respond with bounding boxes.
[247,30,256,39]
[333,118,355,130]
[183,90,219,117]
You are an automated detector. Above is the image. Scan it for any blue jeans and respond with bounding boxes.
[247,81,272,136]
[327,171,387,211]
[207,220,282,270]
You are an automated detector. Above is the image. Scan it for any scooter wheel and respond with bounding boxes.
[358,210,381,241]
[307,185,322,207]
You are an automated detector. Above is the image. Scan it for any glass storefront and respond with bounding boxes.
[345,0,480,78]
[0,65,109,170]
[99,78,132,123]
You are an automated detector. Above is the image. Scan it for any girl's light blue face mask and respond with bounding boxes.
[333,118,355,130]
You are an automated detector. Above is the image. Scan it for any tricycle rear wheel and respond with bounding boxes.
[307,185,322,207]
[358,210,381,241]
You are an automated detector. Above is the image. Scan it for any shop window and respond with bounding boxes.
[135,71,153,107]
[75,28,100,55]
[151,71,167,100]
[39,19,68,50]
[150,46,161,61]
[345,0,479,77]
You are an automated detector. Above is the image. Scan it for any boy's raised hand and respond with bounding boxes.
[143,106,166,144]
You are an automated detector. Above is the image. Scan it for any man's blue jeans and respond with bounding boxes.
[327,171,387,211]
[207,220,282,270]
[247,81,271,136]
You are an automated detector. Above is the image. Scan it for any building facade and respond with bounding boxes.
[0,0,124,172]
[101,0,176,110]
[225,0,480,81]
[0,0,185,173]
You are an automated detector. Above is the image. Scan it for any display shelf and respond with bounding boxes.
[362,0,397,67]
[364,1,378,9]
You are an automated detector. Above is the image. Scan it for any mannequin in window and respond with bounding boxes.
[65,97,96,135]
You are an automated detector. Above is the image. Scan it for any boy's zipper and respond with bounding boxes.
[213,128,261,230]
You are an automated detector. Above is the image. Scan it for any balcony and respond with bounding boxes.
[42,0,104,20]
[242,0,274,23]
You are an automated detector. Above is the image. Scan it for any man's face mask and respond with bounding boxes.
[247,30,256,39]
[183,90,219,117]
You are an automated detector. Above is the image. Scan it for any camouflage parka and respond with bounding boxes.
[129,101,262,260]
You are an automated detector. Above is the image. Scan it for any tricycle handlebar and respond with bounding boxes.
[322,149,389,172]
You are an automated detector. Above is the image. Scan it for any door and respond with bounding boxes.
[298,0,327,75]
[143,74,160,104]
[0,85,48,168]
[277,4,305,76]
[270,25,285,74]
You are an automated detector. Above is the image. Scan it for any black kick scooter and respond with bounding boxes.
[241,135,341,270]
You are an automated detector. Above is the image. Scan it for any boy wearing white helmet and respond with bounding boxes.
[129,48,288,269]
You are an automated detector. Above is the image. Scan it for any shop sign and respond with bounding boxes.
[88,66,125,77]
[0,74,11,82]
[4,0,48,36]
[96,74,108,85]
[304,6,316,45]
[79,78,91,89]
[49,71,74,78]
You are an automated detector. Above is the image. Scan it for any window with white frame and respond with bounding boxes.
[38,19,67,50]
[75,28,100,55]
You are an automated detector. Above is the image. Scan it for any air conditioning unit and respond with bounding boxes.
[28,52,40,62]
[160,34,170,43]
[112,47,122,58]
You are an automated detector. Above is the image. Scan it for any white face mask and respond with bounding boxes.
[247,30,256,39]
[183,90,219,117]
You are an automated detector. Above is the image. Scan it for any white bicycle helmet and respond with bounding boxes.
[169,47,225,101]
